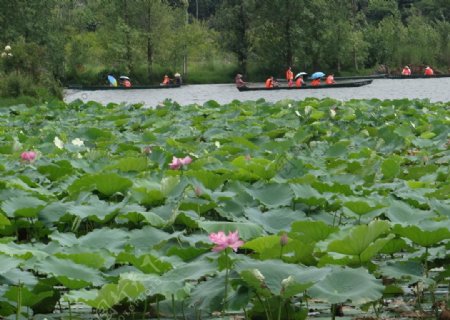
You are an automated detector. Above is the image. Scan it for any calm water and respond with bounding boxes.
[64,78,450,107]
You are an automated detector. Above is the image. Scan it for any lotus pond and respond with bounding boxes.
[0,98,449,320]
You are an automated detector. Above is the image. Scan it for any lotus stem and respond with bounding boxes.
[16,282,22,320]
[277,296,283,320]
[172,294,176,319]
[223,250,229,316]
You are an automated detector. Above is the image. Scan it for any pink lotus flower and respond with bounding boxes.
[209,231,244,252]
[20,151,36,162]
[169,156,192,170]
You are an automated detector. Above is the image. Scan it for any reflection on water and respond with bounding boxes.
[64,78,450,107]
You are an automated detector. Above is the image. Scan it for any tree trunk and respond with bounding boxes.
[146,1,153,81]
[237,2,248,75]
[123,0,133,74]
[285,0,293,67]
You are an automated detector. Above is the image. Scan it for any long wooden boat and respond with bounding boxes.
[277,74,385,82]
[237,79,372,91]
[386,74,450,79]
[67,84,181,90]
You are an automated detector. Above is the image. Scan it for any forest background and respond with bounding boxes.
[0,0,450,101]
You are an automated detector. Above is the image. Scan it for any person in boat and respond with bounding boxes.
[424,66,434,76]
[119,76,132,87]
[325,74,336,84]
[286,66,294,87]
[311,78,321,86]
[401,66,411,76]
[235,73,247,88]
[174,72,182,85]
[295,74,305,87]
[265,76,279,88]
[161,74,171,86]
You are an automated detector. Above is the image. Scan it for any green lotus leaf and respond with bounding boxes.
[0,255,21,274]
[37,160,74,181]
[81,279,145,310]
[290,184,327,206]
[242,235,281,253]
[386,200,434,225]
[184,170,228,190]
[108,156,148,172]
[327,220,393,262]
[199,221,263,240]
[231,156,277,181]
[68,173,132,197]
[0,268,38,286]
[236,258,328,297]
[67,197,121,222]
[35,256,104,287]
[1,196,46,218]
[4,286,53,307]
[0,213,10,228]
[128,226,180,250]
[393,224,450,247]
[378,261,423,284]
[54,251,112,270]
[244,207,305,233]
[326,140,351,157]
[290,220,338,243]
[381,155,403,180]
[245,183,293,208]
[188,272,226,311]
[308,267,384,304]
[117,252,172,275]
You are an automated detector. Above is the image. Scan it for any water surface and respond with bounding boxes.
[64,78,450,107]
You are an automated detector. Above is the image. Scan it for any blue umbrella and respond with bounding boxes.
[107,75,118,87]
[310,72,325,80]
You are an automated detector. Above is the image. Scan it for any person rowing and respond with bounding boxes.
[235,74,247,88]
[424,66,434,76]
[265,76,279,88]
[325,74,336,84]
[161,74,171,86]
[401,66,411,76]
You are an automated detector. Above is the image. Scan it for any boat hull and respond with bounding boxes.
[67,84,181,90]
[237,80,372,91]
[386,74,450,79]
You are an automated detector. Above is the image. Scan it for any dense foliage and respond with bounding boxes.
[1,0,450,91]
[0,98,449,319]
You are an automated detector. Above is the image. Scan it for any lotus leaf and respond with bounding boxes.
[308,267,384,304]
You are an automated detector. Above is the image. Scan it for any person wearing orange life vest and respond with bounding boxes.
[401,66,411,76]
[325,74,336,85]
[295,75,304,87]
[265,76,279,88]
[161,75,171,85]
[286,67,294,87]
[424,66,434,76]
[311,78,321,86]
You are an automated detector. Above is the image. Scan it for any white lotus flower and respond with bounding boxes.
[330,109,336,118]
[71,138,84,146]
[251,269,265,282]
[7,53,12,57]
[281,275,294,288]
[1,52,6,58]
[304,105,312,115]
[53,136,64,149]
[4,45,11,51]
[288,103,292,108]
[215,141,221,148]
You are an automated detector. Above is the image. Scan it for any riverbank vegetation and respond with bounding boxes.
[1,0,450,98]
[0,97,449,319]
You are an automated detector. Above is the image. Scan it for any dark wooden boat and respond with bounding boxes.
[277,74,385,82]
[386,74,450,79]
[237,79,372,91]
[67,84,181,90]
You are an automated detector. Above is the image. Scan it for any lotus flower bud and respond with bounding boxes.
[280,233,289,246]
[4,45,11,51]
[21,151,36,162]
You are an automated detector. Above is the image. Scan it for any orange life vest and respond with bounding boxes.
[424,67,434,76]
[295,77,304,87]
[286,69,293,81]
[162,76,170,85]
[311,79,321,86]
[325,75,335,84]
[265,78,274,88]
[402,68,411,75]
